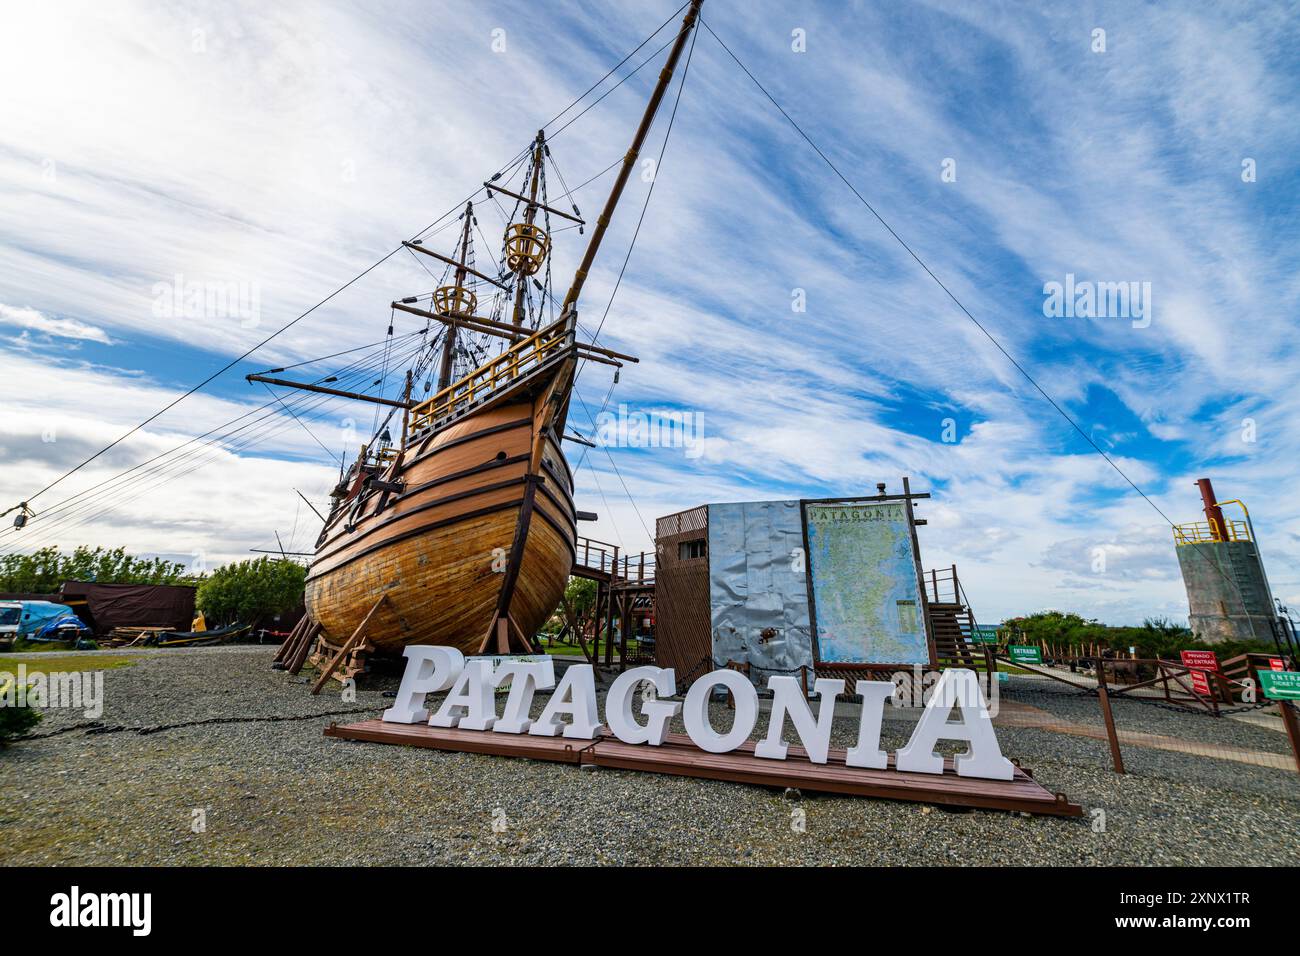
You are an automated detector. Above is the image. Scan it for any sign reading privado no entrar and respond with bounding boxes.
[382,648,1016,781]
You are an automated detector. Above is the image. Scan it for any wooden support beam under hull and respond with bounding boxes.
[311,594,387,694]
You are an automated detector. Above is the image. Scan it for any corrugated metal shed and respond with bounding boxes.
[708,500,814,681]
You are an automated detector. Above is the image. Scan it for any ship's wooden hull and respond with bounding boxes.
[304,379,576,655]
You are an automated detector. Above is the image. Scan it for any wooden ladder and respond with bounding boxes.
[927,601,978,667]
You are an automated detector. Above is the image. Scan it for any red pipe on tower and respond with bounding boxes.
[1196,478,1229,541]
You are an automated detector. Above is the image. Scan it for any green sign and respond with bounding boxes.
[970,626,999,645]
[1009,645,1042,665]
[1259,670,1300,701]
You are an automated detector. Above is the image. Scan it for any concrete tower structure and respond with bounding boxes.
[1174,478,1279,645]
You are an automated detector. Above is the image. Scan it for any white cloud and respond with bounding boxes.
[1,0,1298,627]
[0,303,115,345]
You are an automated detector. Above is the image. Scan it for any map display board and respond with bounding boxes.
[803,501,931,665]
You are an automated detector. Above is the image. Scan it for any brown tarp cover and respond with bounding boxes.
[58,581,197,634]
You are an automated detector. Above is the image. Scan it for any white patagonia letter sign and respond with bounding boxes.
[895,668,1014,780]
[491,657,555,734]
[683,668,757,752]
[528,663,601,738]
[382,646,464,723]
[607,666,682,744]
[430,658,498,730]
[383,652,1014,782]
[756,675,844,764]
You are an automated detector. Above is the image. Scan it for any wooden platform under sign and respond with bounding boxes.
[324,720,1083,817]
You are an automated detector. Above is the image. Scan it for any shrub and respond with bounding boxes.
[1003,610,1278,659]
[195,557,306,628]
[0,676,42,745]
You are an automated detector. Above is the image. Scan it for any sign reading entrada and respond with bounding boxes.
[382,648,1015,781]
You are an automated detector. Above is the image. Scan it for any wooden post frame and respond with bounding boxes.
[311,595,387,694]
[286,621,322,676]
[1280,700,1300,774]
[1095,657,1125,774]
[272,615,308,666]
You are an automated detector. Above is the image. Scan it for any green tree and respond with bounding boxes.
[195,557,306,627]
[564,577,598,618]
[0,546,196,593]
[541,577,598,638]
[1004,609,1270,660]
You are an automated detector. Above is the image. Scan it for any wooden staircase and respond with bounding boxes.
[924,565,994,685]
[928,601,980,667]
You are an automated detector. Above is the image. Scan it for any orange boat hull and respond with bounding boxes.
[304,392,575,654]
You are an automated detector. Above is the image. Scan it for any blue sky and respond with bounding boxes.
[1,0,1298,625]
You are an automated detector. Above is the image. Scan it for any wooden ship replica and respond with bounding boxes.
[270,1,704,686]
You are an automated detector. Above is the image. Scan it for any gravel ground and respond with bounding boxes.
[1011,672,1297,755]
[1,646,1296,866]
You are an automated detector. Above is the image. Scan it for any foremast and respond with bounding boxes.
[436,201,477,392]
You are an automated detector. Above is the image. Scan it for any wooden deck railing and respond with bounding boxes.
[408,317,572,433]
[572,536,655,586]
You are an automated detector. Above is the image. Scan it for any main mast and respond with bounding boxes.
[543,0,703,443]
[248,2,701,443]
[482,0,704,655]
[507,131,549,338]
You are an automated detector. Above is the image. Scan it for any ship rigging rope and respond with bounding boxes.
[581,14,698,357]
[541,148,583,223]
[372,306,399,434]
[12,329,429,530]
[700,17,1271,646]
[573,387,654,544]
[699,17,1171,526]
[3,377,384,554]
[575,441,625,550]
[569,11,700,486]
[3,3,694,524]
[2,388,388,556]
[401,245,455,305]
[544,3,693,142]
[0,347,399,549]
[3,333,443,554]
[260,382,341,465]
[0,335,434,553]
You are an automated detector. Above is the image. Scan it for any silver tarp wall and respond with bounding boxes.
[708,500,813,685]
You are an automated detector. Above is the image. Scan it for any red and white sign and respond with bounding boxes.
[1180,649,1219,696]
[1269,657,1285,671]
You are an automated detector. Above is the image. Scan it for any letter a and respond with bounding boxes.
[896,669,1014,780]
